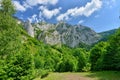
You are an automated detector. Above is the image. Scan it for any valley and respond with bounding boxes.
[0,0,120,80]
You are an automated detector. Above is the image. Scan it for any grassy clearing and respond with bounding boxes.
[34,71,120,80]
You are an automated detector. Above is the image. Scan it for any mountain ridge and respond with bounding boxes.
[98,29,117,41]
[16,18,117,48]
[21,20,101,48]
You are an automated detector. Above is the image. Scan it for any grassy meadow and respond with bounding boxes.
[34,71,120,80]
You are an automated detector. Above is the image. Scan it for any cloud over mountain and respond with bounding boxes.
[12,0,120,32]
[39,6,61,19]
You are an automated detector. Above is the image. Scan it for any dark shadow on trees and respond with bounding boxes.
[85,71,120,80]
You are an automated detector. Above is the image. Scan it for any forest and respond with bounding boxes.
[0,0,120,80]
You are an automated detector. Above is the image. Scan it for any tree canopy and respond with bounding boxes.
[0,0,15,15]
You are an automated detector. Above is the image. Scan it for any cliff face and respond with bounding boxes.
[35,22,101,47]
[56,22,101,47]
[24,21,34,37]
[22,21,101,48]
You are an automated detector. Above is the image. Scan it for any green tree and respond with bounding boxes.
[0,52,35,80]
[102,29,120,70]
[90,42,109,70]
[72,48,88,71]
[0,0,15,15]
[56,54,78,72]
[0,0,17,30]
[0,0,36,79]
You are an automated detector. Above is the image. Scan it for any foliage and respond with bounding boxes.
[1,0,120,79]
[90,28,120,71]
[0,0,15,15]
[78,42,91,50]
[90,42,109,70]
[0,0,35,79]
[56,54,78,72]
[72,48,88,71]
[102,29,120,70]
[99,29,117,41]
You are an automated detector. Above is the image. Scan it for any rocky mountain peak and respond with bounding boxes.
[16,18,101,48]
[35,22,101,48]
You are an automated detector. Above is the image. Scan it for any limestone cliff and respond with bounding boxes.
[34,21,101,48]
[24,21,34,37]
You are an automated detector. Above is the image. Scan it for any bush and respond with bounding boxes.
[102,29,120,70]
[72,48,88,71]
[56,54,78,72]
[90,42,108,71]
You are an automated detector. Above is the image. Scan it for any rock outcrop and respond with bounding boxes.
[35,21,101,48]
[15,18,101,48]
[24,20,34,37]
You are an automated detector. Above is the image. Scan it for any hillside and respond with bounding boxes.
[0,0,120,80]
[0,10,89,79]
[99,29,117,41]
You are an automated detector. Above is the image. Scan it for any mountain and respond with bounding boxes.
[20,20,118,48]
[23,21,101,48]
[99,29,117,41]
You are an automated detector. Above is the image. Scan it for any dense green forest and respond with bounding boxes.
[0,0,120,80]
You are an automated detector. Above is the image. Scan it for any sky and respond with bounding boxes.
[12,0,120,32]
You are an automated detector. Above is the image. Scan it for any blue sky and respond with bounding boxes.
[12,0,120,32]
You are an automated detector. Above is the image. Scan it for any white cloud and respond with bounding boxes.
[78,20,84,24]
[26,0,58,6]
[23,1,32,9]
[104,0,116,8]
[28,14,38,22]
[95,15,100,18]
[32,14,37,20]
[40,6,61,19]
[57,0,102,21]
[13,0,58,12]
[28,18,32,23]
[28,14,43,23]
[39,12,44,22]
[13,1,26,12]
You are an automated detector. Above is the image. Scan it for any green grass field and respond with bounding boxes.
[34,71,120,80]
